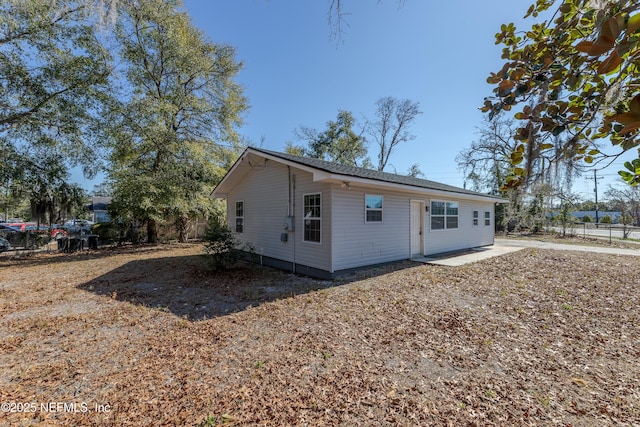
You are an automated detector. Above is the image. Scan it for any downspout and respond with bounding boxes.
[291,171,296,274]
[287,166,291,217]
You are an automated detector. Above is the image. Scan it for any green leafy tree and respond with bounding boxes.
[555,193,580,237]
[483,1,640,189]
[1,135,88,225]
[294,110,371,167]
[1,0,113,223]
[108,0,246,243]
[0,0,112,173]
[576,200,610,212]
[284,141,305,157]
[30,182,87,225]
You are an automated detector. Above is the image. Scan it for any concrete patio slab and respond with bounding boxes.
[411,238,640,267]
[412,244,525,266]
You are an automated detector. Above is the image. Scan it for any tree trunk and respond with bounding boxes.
[176,215,189,243]
[147,218,158,244]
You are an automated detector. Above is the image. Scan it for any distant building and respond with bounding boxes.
[88,196,112,223]
[572,211,622,223]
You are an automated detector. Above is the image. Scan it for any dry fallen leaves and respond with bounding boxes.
[0,242,639,426]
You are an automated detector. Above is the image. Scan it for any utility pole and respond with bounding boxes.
[588,170,604,226]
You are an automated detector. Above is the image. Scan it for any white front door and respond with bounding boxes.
[410,201,423,257]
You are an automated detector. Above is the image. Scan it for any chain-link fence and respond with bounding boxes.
[546,220,640,243]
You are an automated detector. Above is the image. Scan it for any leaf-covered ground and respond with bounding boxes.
[0,243,639,426]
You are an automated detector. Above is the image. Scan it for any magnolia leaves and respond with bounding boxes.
[619,159,640,186]
[575,12,640,75]
[606,93,640,135]
[484,2,640,190]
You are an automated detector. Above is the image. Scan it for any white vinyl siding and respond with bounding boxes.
[226,162,332,272]
[293,174,332,270]
[332,189,409,271]
[227,163,290,261]
[221,150,499,275]
[331,190,497,271]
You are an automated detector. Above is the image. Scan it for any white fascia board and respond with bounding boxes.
[246,149,326,176]
[320,173,506,203]
[212,148,329,198]
[312,171,332,181]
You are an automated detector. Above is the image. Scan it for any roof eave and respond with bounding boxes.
[318,173,506,203]
[212,147,508,203]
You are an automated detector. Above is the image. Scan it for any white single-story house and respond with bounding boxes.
[212,147,507,278]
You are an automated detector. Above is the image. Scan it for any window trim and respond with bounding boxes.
[303,192,322,244]
[364,194,383,223]
[235,200,244,233]
[473,210,479,226]
[484,211,491,226]
[430,200,459,231]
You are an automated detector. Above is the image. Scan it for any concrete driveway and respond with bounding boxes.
[414,237,640,266]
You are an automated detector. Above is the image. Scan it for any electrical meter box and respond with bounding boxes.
[283,216,295,231]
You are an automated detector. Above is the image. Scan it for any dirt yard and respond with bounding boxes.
[0,242,639,426]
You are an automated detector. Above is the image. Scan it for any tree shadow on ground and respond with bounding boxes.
[77,253,420,321]
[0,244,177,268]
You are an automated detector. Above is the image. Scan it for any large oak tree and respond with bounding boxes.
[0,0,112,222]
[108,0,246,243]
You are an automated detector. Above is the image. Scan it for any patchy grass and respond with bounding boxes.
[1,243,639,425]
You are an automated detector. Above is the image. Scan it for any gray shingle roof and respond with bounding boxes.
[250,147,500,199]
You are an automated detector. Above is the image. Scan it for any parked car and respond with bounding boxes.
[0,223,20,231]
[6,223,68,239]
[0,237,10,252]
[4,222,28,231]
[0,224,19,238]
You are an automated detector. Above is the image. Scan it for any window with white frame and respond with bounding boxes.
[484,211,491,226]
[365,195,383,222]
[235,201,244,233]
[473,210,479,226]
[303,193,321,242]
[431,201,459,230]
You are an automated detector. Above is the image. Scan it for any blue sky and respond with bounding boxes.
[75,0,634,199]
[184,0,517,187]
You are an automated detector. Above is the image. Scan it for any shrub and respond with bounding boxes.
[92,222,122,244]
[622,214,634,225]
[203,216,239,270]
[581,214,592,223]
[599,215,612,224]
